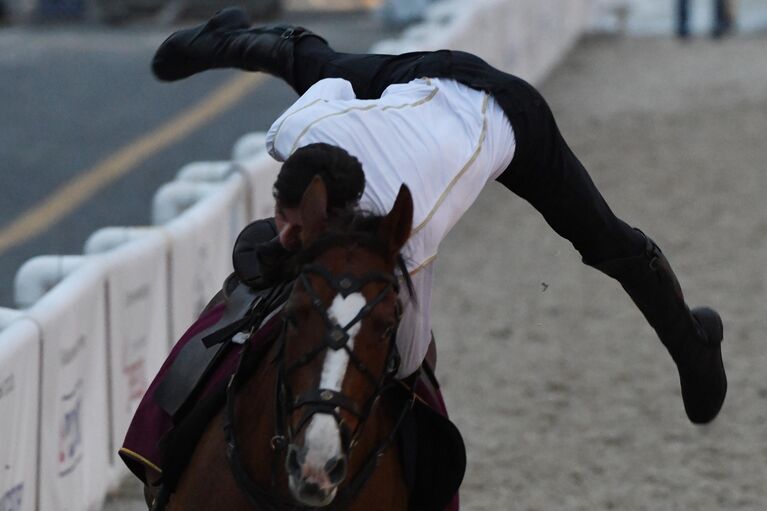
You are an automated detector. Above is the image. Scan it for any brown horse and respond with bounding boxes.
[160,177,415,510]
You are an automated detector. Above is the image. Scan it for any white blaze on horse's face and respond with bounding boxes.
[300,292,365,489]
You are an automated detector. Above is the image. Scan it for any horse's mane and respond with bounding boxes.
[287,207,416,299]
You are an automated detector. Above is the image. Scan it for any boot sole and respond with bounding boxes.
[691,306,723,344]
[682,307,726,424]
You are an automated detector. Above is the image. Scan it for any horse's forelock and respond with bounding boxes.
[285,208,415,300]
[290,209,383,267]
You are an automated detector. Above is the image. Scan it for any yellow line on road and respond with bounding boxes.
[0,73,264,255]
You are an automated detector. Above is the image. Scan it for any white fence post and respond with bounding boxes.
[25,261,111,511]
[0,318,42,511]
[87,228,172,489]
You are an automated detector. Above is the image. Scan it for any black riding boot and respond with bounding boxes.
[593,232,726,424]
[151,7,326,83]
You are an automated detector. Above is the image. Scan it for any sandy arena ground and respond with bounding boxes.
[433,35,767,510]
[105,33,767,511]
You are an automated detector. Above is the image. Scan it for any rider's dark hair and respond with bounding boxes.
[273,143,365,211]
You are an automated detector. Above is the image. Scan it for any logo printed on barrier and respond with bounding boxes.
[58,380,83,477]
[121,281,152,413]
[123,285,151,353]
[60,335,86,366]
[123,357,147,413]
[125,284,150,308]
[0,483,23,511]
[0,375,14,402]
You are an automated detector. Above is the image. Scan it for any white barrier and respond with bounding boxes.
[151,181,222,226]
[163,173,250,340]
[0,307,23,329]
[232,132,268,162]
[88,229,172,488]
[24,261,110,511]
[83,227,155,255]
[237,149,282,221]
[14,256,86,309]
[0,319,41,511]
[371,0,592,85]
[174,161,233,183]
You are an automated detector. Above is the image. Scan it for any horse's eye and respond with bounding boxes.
[381,324,395,341]
[285,315,299,328]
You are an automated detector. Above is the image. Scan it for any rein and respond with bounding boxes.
[222,262,415,511]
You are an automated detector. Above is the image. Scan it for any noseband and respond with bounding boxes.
[222,260,416,511]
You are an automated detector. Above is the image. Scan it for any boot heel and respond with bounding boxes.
[681,306,726,424]
[691,307,723,344]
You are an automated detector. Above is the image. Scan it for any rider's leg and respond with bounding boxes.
[151,7,438,97]
[151,7,324,86]
[495,80,726,424]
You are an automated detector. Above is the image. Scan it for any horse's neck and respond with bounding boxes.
[235,341,287,491]
[348,390,401,477]
[341,390,408,509]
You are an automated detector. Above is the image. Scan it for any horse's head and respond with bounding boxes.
[278,177,413,507]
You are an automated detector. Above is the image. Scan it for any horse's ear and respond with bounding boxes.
[299,175,328,245]
[378,184,413,259]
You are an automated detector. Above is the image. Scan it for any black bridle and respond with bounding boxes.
[222,261,416,511]
[278,263,402,451]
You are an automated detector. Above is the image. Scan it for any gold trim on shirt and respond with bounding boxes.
[288,85,440,155]
[271,98,327,154]
[381,84,438,111]
[411,93,490,236]
[408,253,437,276]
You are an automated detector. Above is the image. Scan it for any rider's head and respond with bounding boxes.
[273,143,365,249]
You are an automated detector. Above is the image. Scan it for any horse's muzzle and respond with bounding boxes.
[286,444,347,507]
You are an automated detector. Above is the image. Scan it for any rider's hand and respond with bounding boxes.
[278,223,302,251]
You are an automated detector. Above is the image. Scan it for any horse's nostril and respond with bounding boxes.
[326,455,347,485]
[286,445,304,477]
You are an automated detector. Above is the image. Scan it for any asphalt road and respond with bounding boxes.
[0,9,401,308]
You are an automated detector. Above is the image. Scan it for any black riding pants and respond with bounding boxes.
[287,39,645,265]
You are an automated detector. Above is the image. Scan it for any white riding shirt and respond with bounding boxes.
[266,77,516,377]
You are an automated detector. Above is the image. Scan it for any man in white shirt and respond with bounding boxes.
[151,7,727,425]
[266,76,514,379]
